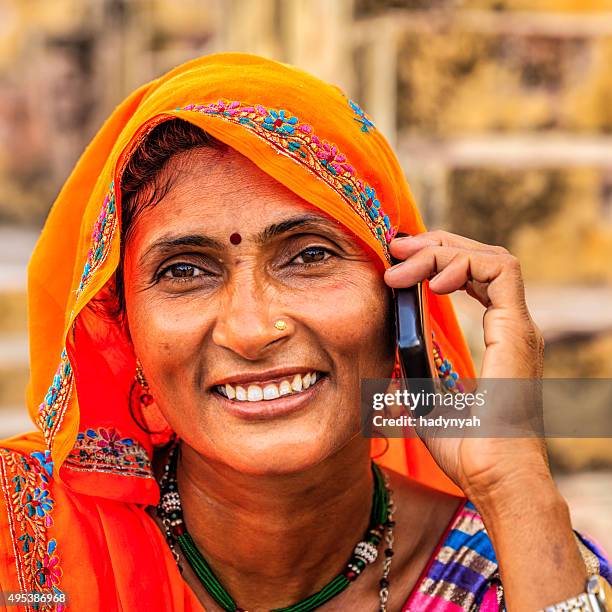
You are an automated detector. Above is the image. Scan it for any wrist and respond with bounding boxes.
[471,474,589,611]
[467,468,564,526]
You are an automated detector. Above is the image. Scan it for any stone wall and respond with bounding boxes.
[0,1,611,468]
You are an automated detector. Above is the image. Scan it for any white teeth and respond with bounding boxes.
[291,374,303,392]
[218,372,320,402]
[263,384,279,400]
[247,385,263,401]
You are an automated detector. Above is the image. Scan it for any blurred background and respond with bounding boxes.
[0,0,610,548]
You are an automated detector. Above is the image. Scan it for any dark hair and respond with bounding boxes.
[114,118,228,317]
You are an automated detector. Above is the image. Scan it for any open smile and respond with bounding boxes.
[215,371,324,402]
[211,370,328,420]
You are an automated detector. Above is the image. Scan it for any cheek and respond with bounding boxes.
[300,274,394,373]
[123,252,205,360]
[127,293,212,367]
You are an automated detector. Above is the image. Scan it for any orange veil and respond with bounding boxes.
[0,53,475,609]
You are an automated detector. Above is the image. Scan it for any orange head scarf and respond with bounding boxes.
[7,52,474,503]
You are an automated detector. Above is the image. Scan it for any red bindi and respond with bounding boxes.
[229,232,242,245]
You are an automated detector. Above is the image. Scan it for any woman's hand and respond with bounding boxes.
[384,231,587,611]
[384,229,548,500]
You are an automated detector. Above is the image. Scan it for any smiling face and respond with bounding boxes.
[123,145,395,475]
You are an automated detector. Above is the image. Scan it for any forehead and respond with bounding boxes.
[136,146,328,234]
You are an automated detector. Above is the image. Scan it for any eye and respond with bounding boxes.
[292,246,333,265]
[160,262,205,280]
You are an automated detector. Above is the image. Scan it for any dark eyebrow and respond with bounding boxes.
[140,214,343,265]
[255,214,342,244]
[139,234,224,265]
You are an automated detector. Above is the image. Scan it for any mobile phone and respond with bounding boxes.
[394,282,435,381]
[391,249,437,414]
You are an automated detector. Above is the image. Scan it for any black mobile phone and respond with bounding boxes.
[394,282,435,381]
[391,246,437,413]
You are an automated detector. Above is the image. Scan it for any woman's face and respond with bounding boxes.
[124,146,395,475]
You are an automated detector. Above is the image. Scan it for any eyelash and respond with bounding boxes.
[157,246,336,286]
[157,262,209,283]
[290,246,334,266]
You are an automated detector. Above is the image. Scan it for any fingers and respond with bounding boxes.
[388,230,544,379]
[384,234,527,311]
[389,230,509,259]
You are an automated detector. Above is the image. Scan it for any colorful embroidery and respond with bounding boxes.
[0,449,66,610]
[64,428,153,479]
[37,350,73,449]
[432,333,465,393]
[176,100,397,258]
[348,99,376,133]
[76,182,117,299]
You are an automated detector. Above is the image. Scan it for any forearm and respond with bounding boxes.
[473,475,586,612]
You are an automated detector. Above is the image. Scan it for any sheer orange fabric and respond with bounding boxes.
[0,53,475,610]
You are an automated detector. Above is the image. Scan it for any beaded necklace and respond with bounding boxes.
[157,443,396,612]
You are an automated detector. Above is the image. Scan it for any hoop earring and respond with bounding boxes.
[133,359,174,447]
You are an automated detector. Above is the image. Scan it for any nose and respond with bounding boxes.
[212,272,291,360]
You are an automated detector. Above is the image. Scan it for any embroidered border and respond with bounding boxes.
[0,449,65,611]
[348,99,376,133]
[175,100,397,259]
[76,182,117,299]
[63,428,153,479]
[37,350,73,449]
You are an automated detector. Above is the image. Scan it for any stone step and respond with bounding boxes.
[0,226,37,290]
[0,226,38,265]
[0,290,27,336]
[0,406,35,440]
[0,363,29,407]
[0,332,30,413]
[0,223,34,427]
[0,226,34,340]
[0,336,28,368]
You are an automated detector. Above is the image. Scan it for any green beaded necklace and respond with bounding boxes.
[157,443,394,612]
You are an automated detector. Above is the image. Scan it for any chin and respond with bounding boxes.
[210,430,349,477]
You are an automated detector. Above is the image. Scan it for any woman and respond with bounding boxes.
[0,53,609,612]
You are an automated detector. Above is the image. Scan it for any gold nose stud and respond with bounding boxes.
[274,319,288,331]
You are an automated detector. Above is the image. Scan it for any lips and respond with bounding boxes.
[215,371,322,402]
